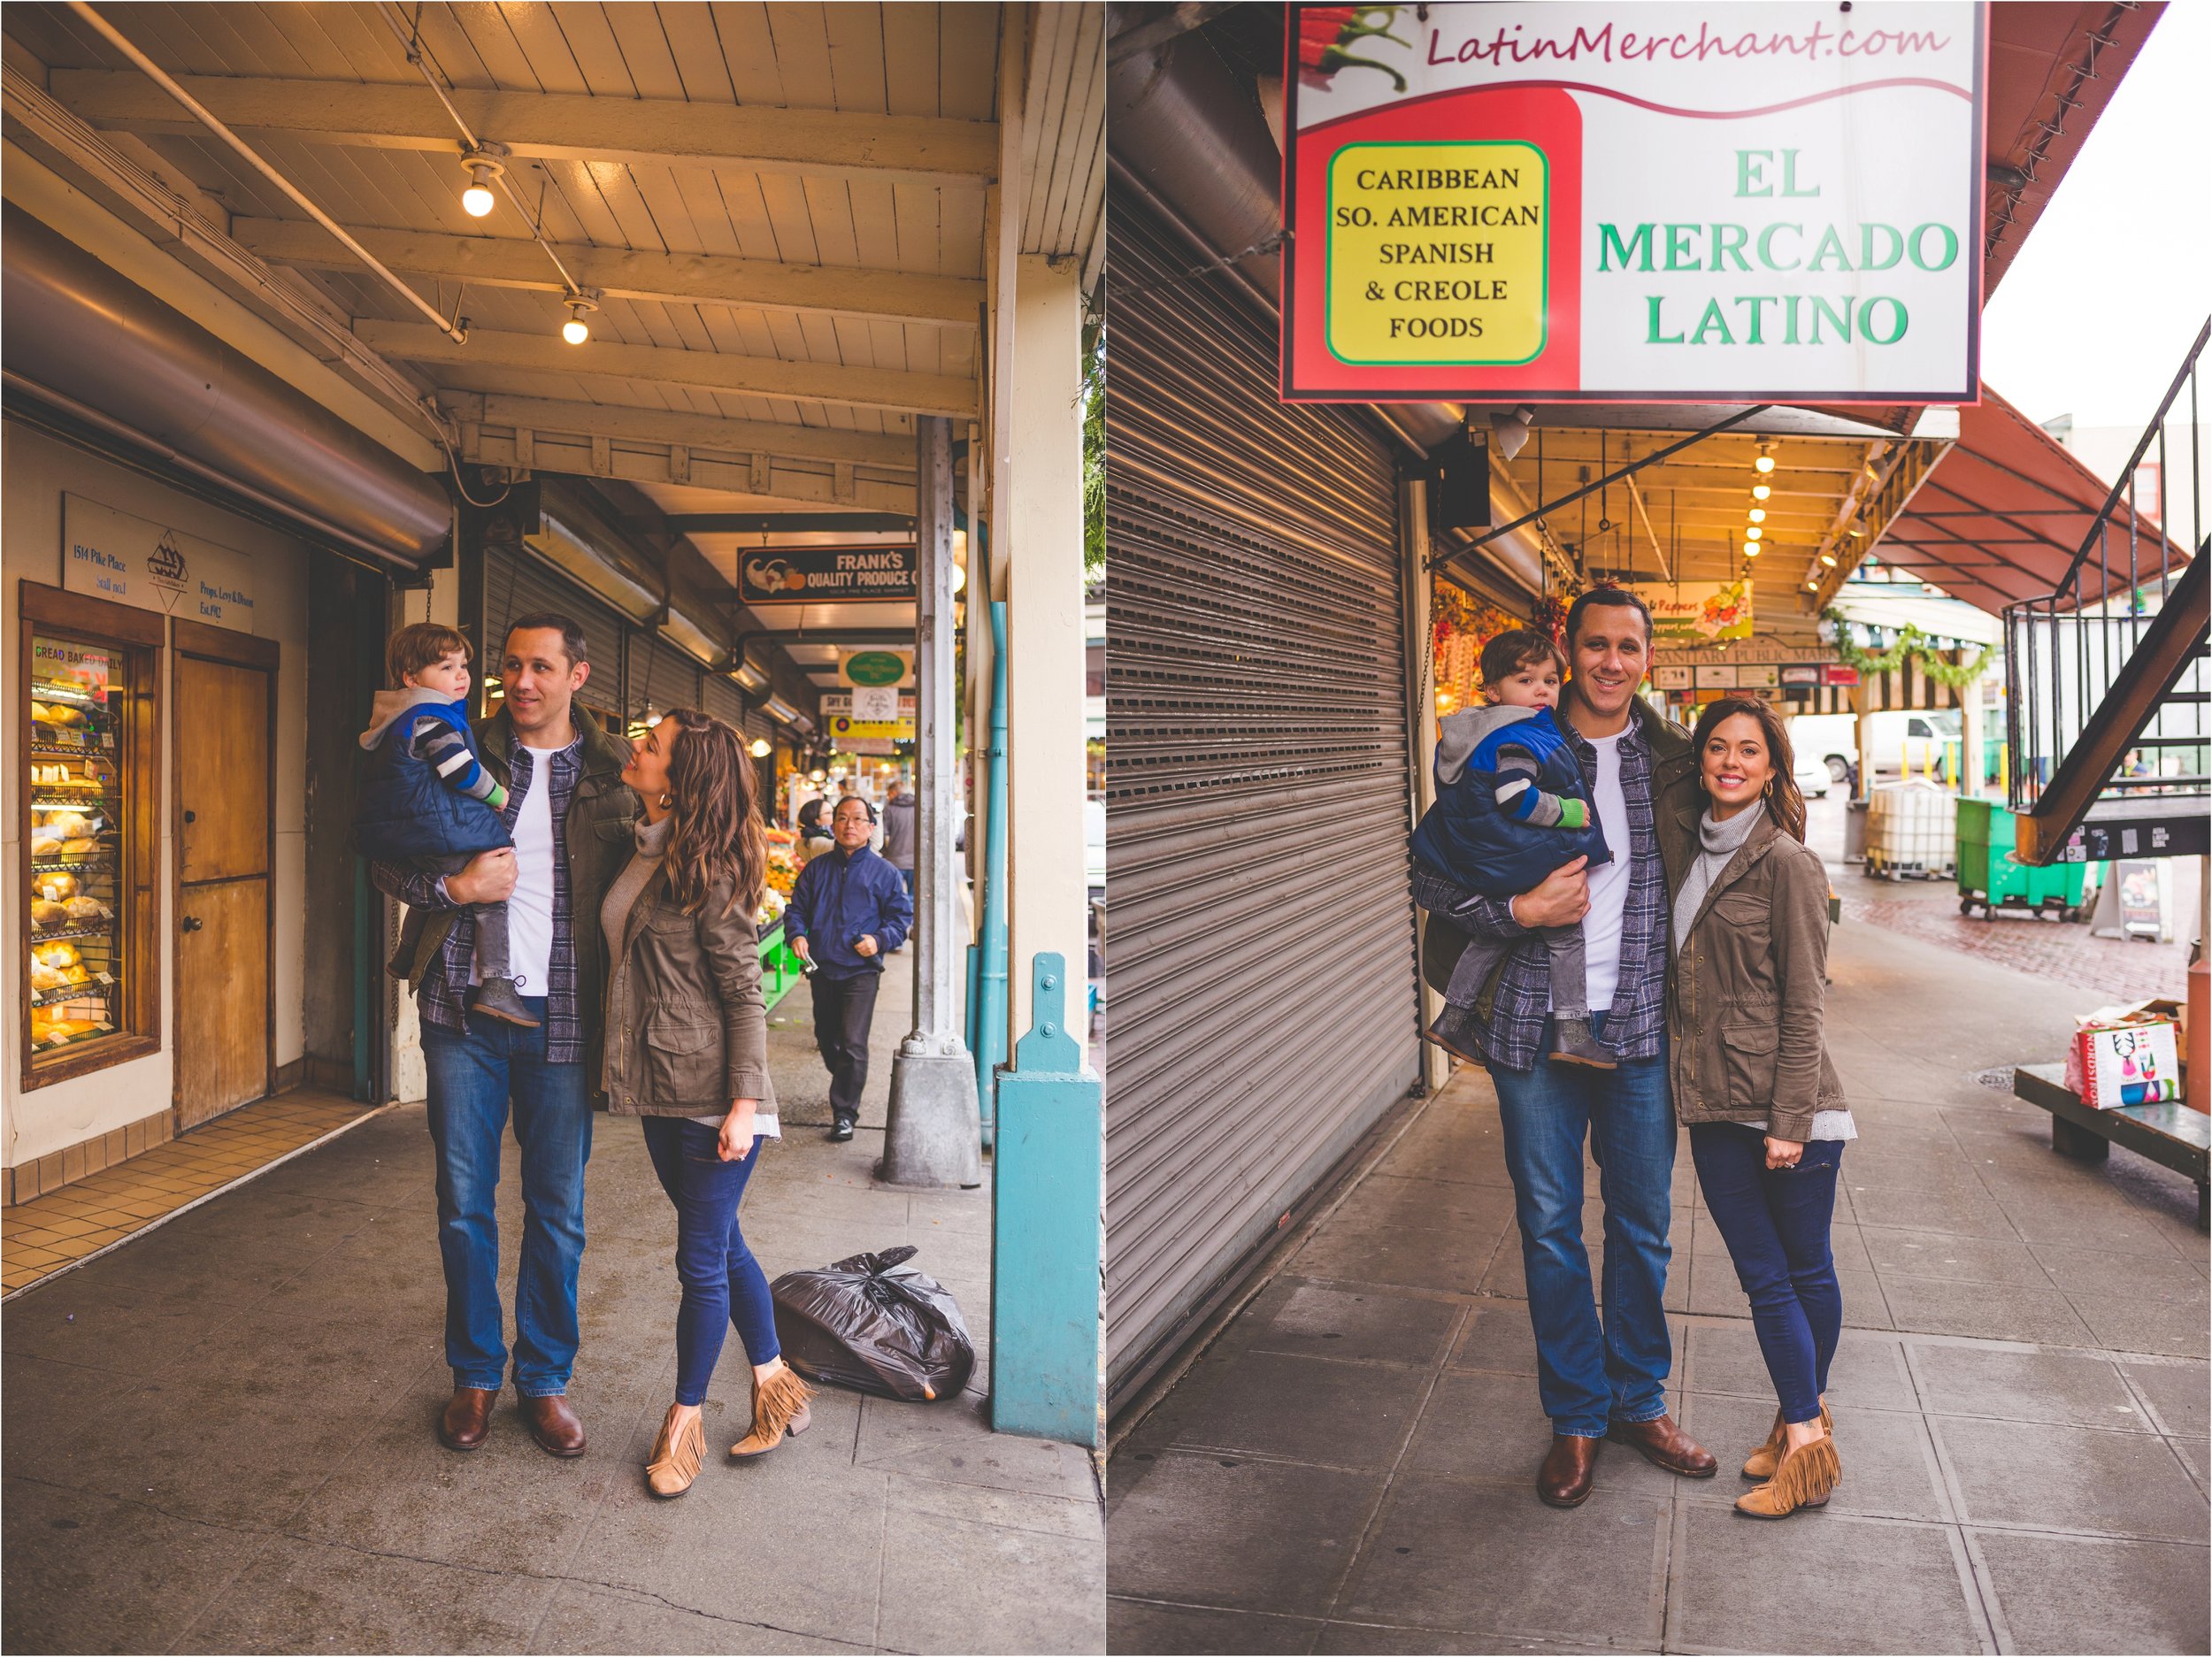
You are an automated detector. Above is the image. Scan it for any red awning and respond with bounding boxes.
[1873,387,2184,616]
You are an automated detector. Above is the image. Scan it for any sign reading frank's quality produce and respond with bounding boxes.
[1284,3,1985,404]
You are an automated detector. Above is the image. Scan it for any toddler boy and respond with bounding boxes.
[356,622,535,1027]
[1411,628,1614,1069]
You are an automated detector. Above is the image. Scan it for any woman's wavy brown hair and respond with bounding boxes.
[1691,695,1807,843]
[657,707,766,917]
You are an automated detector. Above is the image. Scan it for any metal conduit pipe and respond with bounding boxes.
[4,205,452,564]
[1104,10,1545,598]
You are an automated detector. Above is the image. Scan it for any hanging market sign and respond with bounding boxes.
[838,649,915,691]
[1282,2,1985,404]
[1635,579,1752,643]
[62,494,258,633]
[737,544,916,604]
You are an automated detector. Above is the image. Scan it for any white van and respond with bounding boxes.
[1786,714,1860,787]
[1864,709,1961,776]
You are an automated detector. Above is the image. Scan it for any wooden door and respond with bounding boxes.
[175,651,273,1127]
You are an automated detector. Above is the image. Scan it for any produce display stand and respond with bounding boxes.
[2015,1061,2208,1230]
[1955,797,2100,922]
[759,914,803,1012]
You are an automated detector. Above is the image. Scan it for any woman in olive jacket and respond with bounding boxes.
[603,707,813,1499]
[1669,696,1853,1520]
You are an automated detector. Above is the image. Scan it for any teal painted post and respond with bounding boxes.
[990,953,1103,1446]
[974,600,1011,1147]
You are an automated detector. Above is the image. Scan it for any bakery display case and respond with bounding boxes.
[19,583,161,1087]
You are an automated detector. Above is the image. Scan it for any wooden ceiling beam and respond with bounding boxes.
[50,71,998,188]
[232,219,983,328]
[457,395,915,471]
[360,321,976,419]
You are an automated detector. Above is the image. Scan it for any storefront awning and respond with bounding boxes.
[1866,387,2182,617]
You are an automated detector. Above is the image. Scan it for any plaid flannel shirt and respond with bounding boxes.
[1455,715,1671,1070]
[375,734,586,1064]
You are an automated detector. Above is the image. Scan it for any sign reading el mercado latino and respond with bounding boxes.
[1283,3,1985,403]
[737,543,916,604]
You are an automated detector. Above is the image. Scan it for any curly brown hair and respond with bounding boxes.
[1691,695,1806,842]
[655,708,766,917]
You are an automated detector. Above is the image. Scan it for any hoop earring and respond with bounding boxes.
[1763,779,1775,797]
[658,791,673,809]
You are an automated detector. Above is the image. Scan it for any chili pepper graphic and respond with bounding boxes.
[1298,4,1410,92]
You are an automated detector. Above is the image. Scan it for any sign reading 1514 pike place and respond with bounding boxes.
[1284,3,1985,404]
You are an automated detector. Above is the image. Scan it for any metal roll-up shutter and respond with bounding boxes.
[630,630,703,725]
[482,542,630,733]
[1104,195,1422,1400]
[701,671,747,733]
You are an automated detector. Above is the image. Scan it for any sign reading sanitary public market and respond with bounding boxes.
[1283,3,1985,404]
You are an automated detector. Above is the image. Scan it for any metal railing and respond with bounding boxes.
[2004,317,2209,818]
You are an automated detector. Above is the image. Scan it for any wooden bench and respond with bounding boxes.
[2014,1062,2209,1230]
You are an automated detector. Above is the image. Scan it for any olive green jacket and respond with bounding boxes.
[601,861,776,1117]
[1665,809,1847,1143]
[396,707,639,1085]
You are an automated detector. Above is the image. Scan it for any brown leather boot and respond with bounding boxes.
[1607,1414,1717,1477]
[438,1386,497,1452]
[1745,1404,1832,1481]
[520,1392,588,1458]
[731,1362,817,1460]
[1735,1432,1841,1518]
[1537,1434,1601,1507]
[645,1410,705,1499]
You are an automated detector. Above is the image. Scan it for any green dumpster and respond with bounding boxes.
[1955,797,2099,921]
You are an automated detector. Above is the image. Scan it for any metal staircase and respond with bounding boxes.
[2005,318,2209,867]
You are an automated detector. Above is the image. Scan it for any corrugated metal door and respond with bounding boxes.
[481,543,630,733]
[1104,196,1421,1399]
[701,672,747,733]
[631,633,703,726]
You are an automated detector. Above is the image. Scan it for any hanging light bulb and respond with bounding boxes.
[951,561,967,595]
[1752,482,1771,501]
[749,737,772,759]
[1754,449,1777,474]
[1747,507,1767,524]
[1818,552,1838,567]
[1745,525,1763,541]
[457,148,504,219]
[561,295,597,345]
[1742,541,1760,557]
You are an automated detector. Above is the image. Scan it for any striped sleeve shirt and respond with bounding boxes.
[407,714,508,810]
[1454,715,1671,1070]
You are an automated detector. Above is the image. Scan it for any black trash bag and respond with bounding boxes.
[770,1245,975,1402]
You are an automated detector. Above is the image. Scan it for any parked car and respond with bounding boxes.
[1864,709,1961,776]
[1793,746,1831,801]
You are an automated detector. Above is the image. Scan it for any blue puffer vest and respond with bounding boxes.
[1409,703,1612,896]
[353,689,513,862]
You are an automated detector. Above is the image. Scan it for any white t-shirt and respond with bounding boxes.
[472,741,563,995]
[1580,730,1632,1013]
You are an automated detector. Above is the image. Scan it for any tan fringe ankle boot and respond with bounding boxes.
[1734,1431,1841,1518]
[646,1411,705,1499]
[731,1363,817,1460]
[1744,1404,1832,1481]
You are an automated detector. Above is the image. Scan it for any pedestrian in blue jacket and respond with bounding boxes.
[357,623,536,1028]
[1411,629,1613,1070]
[785,794,915,1140]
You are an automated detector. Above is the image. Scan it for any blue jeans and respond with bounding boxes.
[641,1117,780,1405]
[1486,1009,1676,1438]
[420,1000,592,1396]
[1689,1124,1845,1424]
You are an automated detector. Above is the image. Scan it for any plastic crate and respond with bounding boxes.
[1865,779,1957,878]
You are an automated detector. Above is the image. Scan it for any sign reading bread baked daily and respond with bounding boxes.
[1283,3,1985,404]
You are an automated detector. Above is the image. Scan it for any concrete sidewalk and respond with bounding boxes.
[1109,916,2208,1654]
[4,948,1104,1655]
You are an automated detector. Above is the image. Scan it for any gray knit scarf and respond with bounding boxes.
[1671,803,1764,956]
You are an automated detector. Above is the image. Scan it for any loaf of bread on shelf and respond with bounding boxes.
[31,899,70,928]
[33,940,81,970]
[64,894,107,921]
[35,871,80,903]
[30,958,64,992]
[42,810,96,840]
[30,833,62,856]
[41,703,87,727]
[61,839,100,855]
